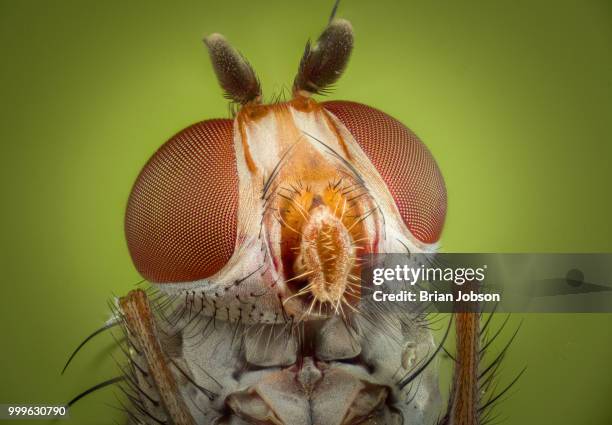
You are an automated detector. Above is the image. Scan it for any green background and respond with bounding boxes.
[1,0,611,423]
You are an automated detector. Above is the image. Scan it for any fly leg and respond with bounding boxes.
[120,289,196,425]
[439,281,481,425]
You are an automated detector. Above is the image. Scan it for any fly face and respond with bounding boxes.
[125,34,446,325]
[114,9,450,425]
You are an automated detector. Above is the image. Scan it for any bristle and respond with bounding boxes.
[61,319,121,374]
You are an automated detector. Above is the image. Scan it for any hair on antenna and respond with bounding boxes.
[328,0,341,24]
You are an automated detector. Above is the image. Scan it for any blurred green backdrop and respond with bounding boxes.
[1,0,611,424]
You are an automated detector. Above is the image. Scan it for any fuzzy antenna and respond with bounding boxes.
[204,34,261,104]
[293,14,354,97]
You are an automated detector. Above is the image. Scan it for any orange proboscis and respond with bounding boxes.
[279,181,369,317]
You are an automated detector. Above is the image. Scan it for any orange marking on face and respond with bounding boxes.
[289,95,318,112]
[236,104,268,173]
[321,109,352,161]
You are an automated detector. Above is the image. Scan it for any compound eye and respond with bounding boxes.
[323,101,447,244]
[125,119,238,283]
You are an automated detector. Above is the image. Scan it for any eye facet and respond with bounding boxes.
[125,119,238,283]
[323,101,447,244]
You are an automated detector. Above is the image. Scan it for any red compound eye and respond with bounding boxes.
[125,119,238,283]
[323,101,447,244]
